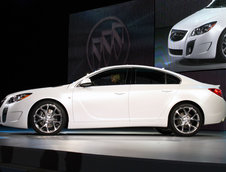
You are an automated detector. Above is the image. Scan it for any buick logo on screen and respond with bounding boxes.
[86,16,130,71]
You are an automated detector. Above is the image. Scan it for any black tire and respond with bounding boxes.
[216,29,226,62]
[29,100,67,135]
[169,103,203,137]
[155,127,172,135]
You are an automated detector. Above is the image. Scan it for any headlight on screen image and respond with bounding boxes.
[191,21,217,36]
[7,93,32,104]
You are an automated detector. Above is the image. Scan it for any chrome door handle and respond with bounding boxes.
[162,89,172,93]
[114,92,126,95]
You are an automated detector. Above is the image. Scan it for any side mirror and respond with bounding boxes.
[80,78,92,87]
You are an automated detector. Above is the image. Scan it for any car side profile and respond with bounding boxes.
[0,65,226,136]
[168,0,226,61]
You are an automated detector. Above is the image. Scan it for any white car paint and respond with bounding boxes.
[168,0,226,60]
[0,65,226,136]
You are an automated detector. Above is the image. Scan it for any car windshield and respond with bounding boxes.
[206,0,226,8]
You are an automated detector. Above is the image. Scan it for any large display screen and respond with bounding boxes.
[155,0,226,72]
[68,0,154,82]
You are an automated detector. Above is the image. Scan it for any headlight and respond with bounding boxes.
[191,21,217,36]
[7,93,32,104]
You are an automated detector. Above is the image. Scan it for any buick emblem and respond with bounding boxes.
[86,16,130,71]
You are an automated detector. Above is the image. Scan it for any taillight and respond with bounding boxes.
[208,88,223,97]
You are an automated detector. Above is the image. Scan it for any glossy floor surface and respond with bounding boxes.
[0,127,226,164]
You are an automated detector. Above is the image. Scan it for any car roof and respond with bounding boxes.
[96,64,173,75]
[72,64,202,87]
[98,64,161,71]
[93,64,200,85]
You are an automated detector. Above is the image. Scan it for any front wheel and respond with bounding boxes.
[169,104,203,137]
[29,100,67,135]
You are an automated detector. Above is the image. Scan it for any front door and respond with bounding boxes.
[73,68,130,128]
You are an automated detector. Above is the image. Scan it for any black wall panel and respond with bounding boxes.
[155,0,212,28]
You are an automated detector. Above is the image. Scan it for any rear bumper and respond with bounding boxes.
[203,96,226,125]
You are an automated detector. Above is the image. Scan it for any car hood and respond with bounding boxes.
[6,84,70,98]
[172,8,226,30]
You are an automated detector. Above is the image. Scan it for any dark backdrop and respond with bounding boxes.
[2,0,128,101]
[155,0,212,28]
[68,0,154,82]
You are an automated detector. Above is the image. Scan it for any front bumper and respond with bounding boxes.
[168,26,221,59]
[0,100,29,129]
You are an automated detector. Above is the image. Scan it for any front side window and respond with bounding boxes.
[135,68,165,84]
[90,68,128,86]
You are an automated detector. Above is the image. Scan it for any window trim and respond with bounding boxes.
[77,67,182,87]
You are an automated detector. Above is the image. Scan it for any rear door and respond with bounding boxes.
[129,68,180,125]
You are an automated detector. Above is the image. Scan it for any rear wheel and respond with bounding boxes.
[29,100,67,135]
[169,103,203,137]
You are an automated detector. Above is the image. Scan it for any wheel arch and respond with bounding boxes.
[217,27,226,43]
[168,100,205,126]
[28,98,69,129]
[216,27,226,57]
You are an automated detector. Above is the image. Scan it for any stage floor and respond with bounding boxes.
[0,128,226,165]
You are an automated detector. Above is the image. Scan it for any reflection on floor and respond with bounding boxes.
[0,127,226,171]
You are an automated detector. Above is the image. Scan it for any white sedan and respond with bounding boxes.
[168,0,226,61]
[0,65,226,136]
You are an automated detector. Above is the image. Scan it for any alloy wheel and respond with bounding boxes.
[172,105,201,136]
[33,103,63,134]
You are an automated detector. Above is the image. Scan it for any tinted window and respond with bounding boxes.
[135,68,165,84]
[91,68,128,86]
[166,74,181,84]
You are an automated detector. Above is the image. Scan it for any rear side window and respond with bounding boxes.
[135,68,165,84]
[166,74,181,84]
[134,68,181,85]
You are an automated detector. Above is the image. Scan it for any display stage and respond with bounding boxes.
[0,127,226,171]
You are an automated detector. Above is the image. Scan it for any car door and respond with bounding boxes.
[72,68,130,128]
[129,68,180,125]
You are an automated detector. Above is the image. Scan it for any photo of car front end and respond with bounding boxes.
[168,0,226,60]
